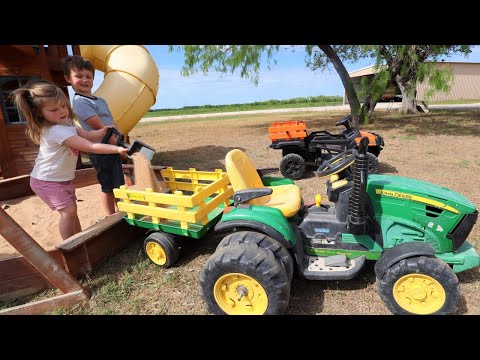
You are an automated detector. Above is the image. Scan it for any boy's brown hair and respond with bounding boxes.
[62,55,95,77]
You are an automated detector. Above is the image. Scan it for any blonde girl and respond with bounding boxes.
[11,80,128,240]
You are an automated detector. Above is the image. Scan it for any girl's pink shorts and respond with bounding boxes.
[30,177,77,211]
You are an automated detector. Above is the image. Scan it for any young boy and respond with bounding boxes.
[63,55,124,215]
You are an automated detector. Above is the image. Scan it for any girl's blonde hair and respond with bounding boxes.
[10,80,76,145]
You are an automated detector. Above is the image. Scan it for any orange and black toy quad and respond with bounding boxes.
[269,115,384,180]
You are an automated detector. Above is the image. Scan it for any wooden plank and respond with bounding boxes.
[60,214,144,276]
[0,250,63,282]
[71,167,98,188]
[0,109,16,178]
[0,289,88,315]
[0,207,84,294]
[8,145,38,154]
[0,175,34,201]
[0,272,55,301]
[13,155,37,163]
[122,164,167,171]
[59,212,129,252]
[6,125,29,133]
[9,140,34,148]
[13,166,34,176]
[37,45,53,82]
[0,168,100,201]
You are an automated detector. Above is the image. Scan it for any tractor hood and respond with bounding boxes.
[367,174,477,214]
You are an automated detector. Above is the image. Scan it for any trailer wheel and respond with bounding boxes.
[216,231,294,282]
[200,242,290,315]
[143,232,180,268]
[377,256,460,315]
[280,153,306,180]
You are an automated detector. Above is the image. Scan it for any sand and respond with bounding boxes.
[0,184,106,260]
[0,153,168,261]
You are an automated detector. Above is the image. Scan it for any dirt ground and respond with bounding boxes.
[2,108,479,315]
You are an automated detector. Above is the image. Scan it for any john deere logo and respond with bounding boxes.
[375,189,413,200]
[375,189,458,214]
[128,193,145,201]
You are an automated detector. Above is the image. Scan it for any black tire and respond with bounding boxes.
[200,242,290,315]
[216,231,294,282]
[368,147,380,157]
[280,153,306,180]
[367,153,380,174]
[377,256,460,315]
[348,152,380,175]
[143,232,180,268]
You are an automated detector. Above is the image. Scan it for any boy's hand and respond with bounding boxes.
[89,126,115,143]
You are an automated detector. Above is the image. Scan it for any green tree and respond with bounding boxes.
[375,45,472,113]
[306,45,473,119]
[170,45,473,125]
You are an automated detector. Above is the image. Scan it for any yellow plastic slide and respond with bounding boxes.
[79,45,159,135]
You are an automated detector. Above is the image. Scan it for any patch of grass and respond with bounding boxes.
[458,160,470,168]
[97,274,134,303]
[400,135,417,141]
[144,96,343,118]
[426,150,438,155]
[161,270,181,285]
[430,99,480,105]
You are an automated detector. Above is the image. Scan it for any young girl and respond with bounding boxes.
[11,80,128,240]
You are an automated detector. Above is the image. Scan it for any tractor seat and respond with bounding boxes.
[225,149,302,218]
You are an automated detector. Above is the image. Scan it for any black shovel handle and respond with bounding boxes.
[101,127,124,145]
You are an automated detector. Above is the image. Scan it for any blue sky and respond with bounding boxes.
[69,45,480,110]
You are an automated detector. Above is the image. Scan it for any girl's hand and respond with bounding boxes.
[117,146,128,156]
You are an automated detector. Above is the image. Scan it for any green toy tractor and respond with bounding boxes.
[200,138,479,315]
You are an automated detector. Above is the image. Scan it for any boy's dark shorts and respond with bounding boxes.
[89,153,125,192]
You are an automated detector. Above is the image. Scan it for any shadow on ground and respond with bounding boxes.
[379,162,398,174]
[287,261,378,315]
[151,145,246,171]
[371,111,480,137]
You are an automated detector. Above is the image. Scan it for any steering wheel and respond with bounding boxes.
[315,149,357,178]
[335,115,352,127]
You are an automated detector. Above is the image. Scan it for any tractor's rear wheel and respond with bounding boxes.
[377,256,460,315]
[200,242,290,315]
[143,232,180,268]
[216,231,294,281]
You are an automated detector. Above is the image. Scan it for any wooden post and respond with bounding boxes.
[0,207,88,296]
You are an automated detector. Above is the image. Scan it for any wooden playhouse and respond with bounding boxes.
[0,45,145,313]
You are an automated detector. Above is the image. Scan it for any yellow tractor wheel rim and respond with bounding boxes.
[214,273,268,315]
[393,273,446,314]
[145,241,167,266]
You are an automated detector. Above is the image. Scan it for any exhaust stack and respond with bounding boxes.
[348,137,370,235]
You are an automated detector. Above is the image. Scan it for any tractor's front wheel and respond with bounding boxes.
[143,232,180,268]
[377,256,460,315]
[200,242,291,315]
[216,231,294,282]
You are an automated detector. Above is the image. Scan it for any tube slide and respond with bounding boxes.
[79,45,159,135]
